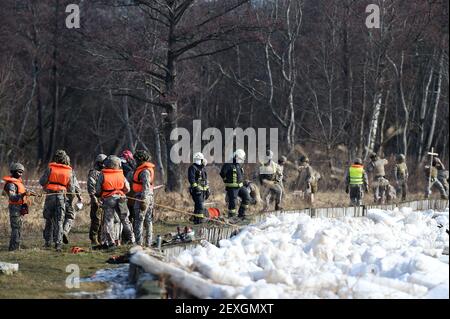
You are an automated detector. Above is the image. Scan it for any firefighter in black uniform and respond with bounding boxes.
[220,149,251,219]
[188,152,210,224]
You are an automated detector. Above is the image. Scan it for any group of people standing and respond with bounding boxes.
[2,149,155,251]
[344,152,449,206]
[2,148,449,251]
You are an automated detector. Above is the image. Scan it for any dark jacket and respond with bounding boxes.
[220,161,244,189]
[188,164,209,191]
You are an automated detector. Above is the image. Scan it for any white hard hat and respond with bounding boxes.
[266,150,274,160]
[234,149,246,161]
[193,152,205,161]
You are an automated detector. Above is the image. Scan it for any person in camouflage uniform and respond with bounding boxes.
[394,154,408,201]
[344,158,369,206]
[131,150,155,247]
[296,155,321,206]
[87,154,107,246]
[424,159,448,199]
[433,157,449,196]
[2,163,33,251]
[39,150,76,251]
[366,152,390,204]
[95,155,135,248]
[62,154,83,244]
[259,150,284,211]
[278,156,287,191]
[243,180,262,206]
[119,149,137,229]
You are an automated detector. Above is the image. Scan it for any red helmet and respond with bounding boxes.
[121,150,134,161]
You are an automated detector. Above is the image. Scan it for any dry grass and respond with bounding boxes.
[0,158,441,236]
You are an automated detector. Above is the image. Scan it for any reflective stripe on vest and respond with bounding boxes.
[349,165,364,185]
[45,163,72,191]
[224,167,243,188]
[2,176,26,205]
[101,168,125,198]
[132,162,155,193]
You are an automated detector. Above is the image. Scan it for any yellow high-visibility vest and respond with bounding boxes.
[349,165,364,185]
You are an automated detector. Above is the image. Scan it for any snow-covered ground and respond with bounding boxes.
[171,207,449,299]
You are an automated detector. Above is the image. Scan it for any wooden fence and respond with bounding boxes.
[158,199,448,259]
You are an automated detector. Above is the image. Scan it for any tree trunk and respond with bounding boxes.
[122,93,135,152]
[151,104,166,184]
[366,89,382,158]
[418,61,434,160]
[424,50,443,159]
[46,0,60,162]
[164,17,181,192]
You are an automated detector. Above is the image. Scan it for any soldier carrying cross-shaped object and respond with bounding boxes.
[423,148,448,200]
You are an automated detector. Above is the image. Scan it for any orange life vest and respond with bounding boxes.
[45,162,72,191]
[101,168,125,198]
[2,176,26,205]
[132,162,155,193]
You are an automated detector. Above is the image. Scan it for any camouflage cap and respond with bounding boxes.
[53,149,70,165]
[134,150,151,163]
[279,155,287,164]
[300,155,309,163]
[104,155,121,169]
[10,162,25,172]
[370,152,378,159]
[396,154,405,162]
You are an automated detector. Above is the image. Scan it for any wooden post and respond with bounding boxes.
[427,148,438,197]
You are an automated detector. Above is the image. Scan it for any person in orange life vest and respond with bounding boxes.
[2,163,33,251]
[119,149,137,242]
[95,155,135,248]
[131,150,155,247]
[39,150,76,251]
[87,153,107,246]
[62,154,83,245]
[344,158,369,206]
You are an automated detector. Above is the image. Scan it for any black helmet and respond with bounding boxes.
[370,152,378,160]
[354,158,363,165]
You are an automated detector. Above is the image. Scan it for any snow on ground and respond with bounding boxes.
[171,207,449,299]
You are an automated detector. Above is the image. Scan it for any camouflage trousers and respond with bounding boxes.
[43,194,65,246]
[8,205,22,251]
[261,182,283,210]
[349,185,364,206]
[101,196,135,246]
[133,193,154,247]
[425,178,448,199]
[372,177,390,204]
[89,198,102,244]
[395,178,408,201]
[437,170,449,195]
[63,197,76,236]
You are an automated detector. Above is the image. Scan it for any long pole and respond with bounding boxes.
[427,147,438,197]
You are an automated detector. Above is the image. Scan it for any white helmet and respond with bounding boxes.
[193,152,205,165]
[266,150,273,161]
[234,149,246,163]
